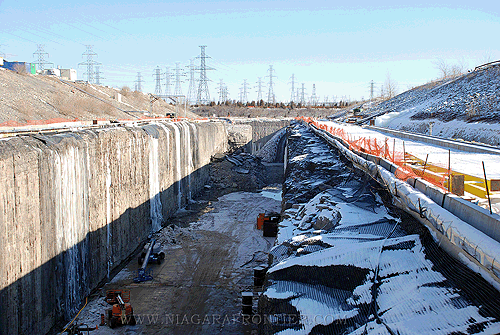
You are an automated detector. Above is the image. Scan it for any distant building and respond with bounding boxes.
[60,69,77,81]
[0,60,36,74]
[40,67,77,81]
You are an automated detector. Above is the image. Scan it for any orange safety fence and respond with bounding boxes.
[295,117,448,192]
[0,115,204,129]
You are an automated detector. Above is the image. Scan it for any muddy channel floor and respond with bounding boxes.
[74,185,281,335]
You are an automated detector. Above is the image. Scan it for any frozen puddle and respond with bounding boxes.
[260,186,283,201]
[259,123,500,335]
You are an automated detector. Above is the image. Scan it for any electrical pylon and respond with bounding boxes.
[186,59,197,105]
[153,66,162,96]
[196,45,214,105]
[240,79,249,103]
[299,83,306,105]
[289,74,296,103]
[255,77,265,103]
[370,80,375,101]
[174,62,184,96]
[79,45,100,84]
[95,65,104,85]
[33,44,53,71]
[310,84,318,106]
[164,67,172,97]
[135,72,143,92]
[266,65,276,104]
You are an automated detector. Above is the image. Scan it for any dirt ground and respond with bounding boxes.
[71,157,282,335]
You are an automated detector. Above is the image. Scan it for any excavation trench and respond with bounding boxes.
[74,139,286,335]
[258,122,500,335]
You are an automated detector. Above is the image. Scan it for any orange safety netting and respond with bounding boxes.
[295,117,448,191]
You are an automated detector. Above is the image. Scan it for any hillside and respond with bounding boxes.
[357,63,500,146]
[0,68,198,125]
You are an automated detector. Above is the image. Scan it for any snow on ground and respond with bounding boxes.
[316,121,500,213]
[356,66,500,146]
[260,124,500,334]
[317,120,500,178]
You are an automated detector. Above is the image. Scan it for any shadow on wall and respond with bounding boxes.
[0,164,212,335]
[0,121,226,335]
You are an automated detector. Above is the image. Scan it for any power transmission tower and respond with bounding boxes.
[255,77,265,103]
[240,79,249,103]
[135,72,143,92]
[266,65,276,104]
[217,79,225,103]
[186,59,197,105]
[310,84,318,106]
[164,67,172,97]
[299,83,306,105]
[289,74,296,103]
[95,65,104,85]
[174,62,184,96]
[33,44,53,71]
[79,45,100,84]
[153,66,162,96]
[196,45,214,105]
[370,80,375,101]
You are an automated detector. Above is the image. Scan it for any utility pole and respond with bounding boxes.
[255,77,265,103]
[196,45,214,105]
[289,74,296,103]
[33,44,53,71]
[79,45,100,84]
[153,66,162,96]
[135,72,143,92]
[186,59,197,105]
[266,65,276,104]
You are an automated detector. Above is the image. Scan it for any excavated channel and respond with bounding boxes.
[258,122,500,334]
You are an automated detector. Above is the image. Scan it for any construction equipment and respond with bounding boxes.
[134,239,164,282]
[137,239,165,265]
[257,212,280,237]
[61,322,96,335]
[105,289,136,328]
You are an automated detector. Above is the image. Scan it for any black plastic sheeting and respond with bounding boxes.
[258,122,500,334]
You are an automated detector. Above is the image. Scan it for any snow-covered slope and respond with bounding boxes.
[363,65,500,146]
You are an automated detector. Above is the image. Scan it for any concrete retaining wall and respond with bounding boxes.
[231,118,291,153]
[0,120,227,335]
[0,117,290,335]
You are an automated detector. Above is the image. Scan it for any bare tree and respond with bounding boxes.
[384,72,398,99]
[434,59,450,79]
[434,58,466,79]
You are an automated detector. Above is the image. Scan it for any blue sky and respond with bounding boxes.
[0,0,498,102]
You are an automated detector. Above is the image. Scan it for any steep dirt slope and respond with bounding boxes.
[0,68,199,124]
